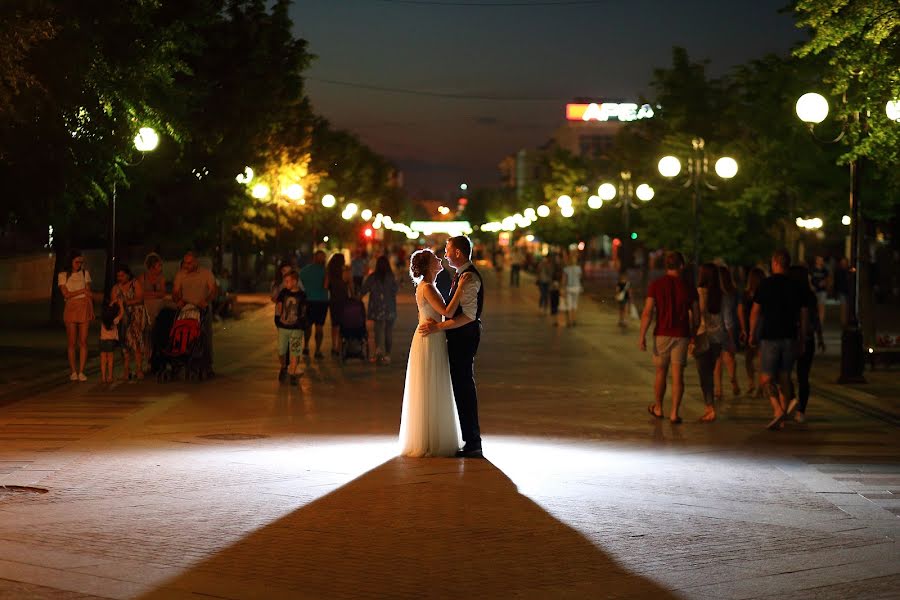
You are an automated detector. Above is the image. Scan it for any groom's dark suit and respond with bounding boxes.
[444,263,483,451]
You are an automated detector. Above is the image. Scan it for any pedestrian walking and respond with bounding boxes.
[790,265,826,423]
[59,250,95,382]
[510,246,524,287]
[112,264,149,380]
[99,300,124,383]
[616,270,631,327]
[549,255,563,327]
[749,249,808,430]
[274,270,307,384]
[639,251,699,424]
[300,250,328,359]
[361,255,399,364]
[810,256,829,328]
[737,267,765,397]
[693,263,734,423]
[536,256,551,314]
[714,265,741,400]
[562,253,583,327]
[325,252,352,357]
[351,250,368,292]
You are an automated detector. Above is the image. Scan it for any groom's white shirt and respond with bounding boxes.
[453,261,481,321]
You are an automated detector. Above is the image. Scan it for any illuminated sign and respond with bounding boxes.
[566,103,655,122]
[409,221,473,236]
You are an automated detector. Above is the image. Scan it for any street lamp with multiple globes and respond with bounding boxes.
[596,171,654,268]
[657,138,737,273]
[794,91,899,383]
[105,127,159,301]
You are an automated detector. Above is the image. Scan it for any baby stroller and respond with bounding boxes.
[156,304,210,382]
[340,298,368,363]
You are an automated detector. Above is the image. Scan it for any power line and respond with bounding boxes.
[307,76,565,101]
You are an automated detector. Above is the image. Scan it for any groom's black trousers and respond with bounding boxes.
[447,322,482,449]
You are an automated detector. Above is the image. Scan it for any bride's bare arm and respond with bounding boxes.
[438,273,471,317]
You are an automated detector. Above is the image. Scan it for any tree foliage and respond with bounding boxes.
[794,0,900,166]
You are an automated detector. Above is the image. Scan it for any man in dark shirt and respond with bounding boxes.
[639,251,699,423]
[750,249,808,430]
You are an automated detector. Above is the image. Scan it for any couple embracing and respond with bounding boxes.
[399,235,484,459]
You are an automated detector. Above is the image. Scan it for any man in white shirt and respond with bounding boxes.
[419,235,484,458]
[172,251,218,373]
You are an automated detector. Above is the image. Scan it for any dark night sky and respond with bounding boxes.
[291,0,805,199]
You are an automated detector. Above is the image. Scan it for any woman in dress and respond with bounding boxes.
[58,250,95,382]
[694,263,734,423]
[138,253,167,350]
[399,249,467,458]
[737,267,765,397]
[360,255,399,365]
[714,265,741,401]
[324,253,352,357]
[112,264,149,380]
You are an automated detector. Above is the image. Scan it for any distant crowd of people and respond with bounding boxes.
[58,249,221,382]
[269,249,401,384]
[638,249,825,429]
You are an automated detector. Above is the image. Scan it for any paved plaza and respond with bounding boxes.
[0,274,898,599]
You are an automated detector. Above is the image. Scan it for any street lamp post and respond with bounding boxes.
[597,172,654,269]
[105,127,159,301]
[795,93,898,383]
[657,139,737,274]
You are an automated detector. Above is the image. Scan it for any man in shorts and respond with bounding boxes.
[750,249,807,430]
[300,250,328,359]
[639,251,698,423]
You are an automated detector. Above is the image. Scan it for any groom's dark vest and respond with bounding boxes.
[446,264,483,338]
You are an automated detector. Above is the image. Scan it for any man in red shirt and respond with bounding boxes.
[639,251,699,423]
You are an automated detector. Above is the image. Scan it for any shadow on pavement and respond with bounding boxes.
[138,457,680,599]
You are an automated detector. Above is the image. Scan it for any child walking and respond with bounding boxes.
[100,301,124,383]
[275,270,307,384]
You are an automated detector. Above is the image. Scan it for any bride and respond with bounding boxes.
[399,249,466,457]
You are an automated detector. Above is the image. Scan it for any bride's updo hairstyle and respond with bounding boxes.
[409,249,434,285]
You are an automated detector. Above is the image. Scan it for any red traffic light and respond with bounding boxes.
[458,198,468,206]
[364,227,373,238]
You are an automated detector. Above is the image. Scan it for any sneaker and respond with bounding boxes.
[794,411,806,424]
[78,373,87,382]
[70,372,79,381]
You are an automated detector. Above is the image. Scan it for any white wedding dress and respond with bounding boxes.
[398,284,463,457]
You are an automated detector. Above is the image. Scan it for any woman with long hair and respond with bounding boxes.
[714,265,741,400]
[694,263,733,422]
[324,252,352,357]
[361,255,399,364]
[789,265,826,423]
[58,250,95,381]
[112,263,149,380]
[738,267,766,397]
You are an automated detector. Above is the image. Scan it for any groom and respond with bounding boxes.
[419,235,484,458]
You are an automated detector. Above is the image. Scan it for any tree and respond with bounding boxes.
[794,0,900,167]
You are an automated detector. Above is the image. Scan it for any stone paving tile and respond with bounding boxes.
[0,273,896,599]
[0,577,112,600]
